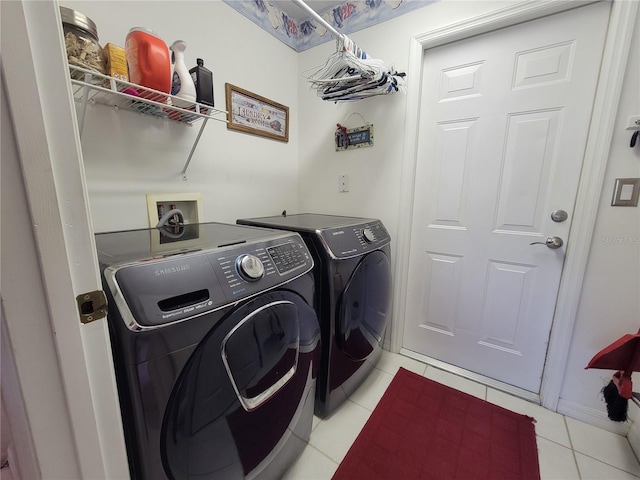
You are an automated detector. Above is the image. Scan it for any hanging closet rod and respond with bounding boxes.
[291,0,344,41]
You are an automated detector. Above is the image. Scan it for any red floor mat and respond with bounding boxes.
[332,367,540,480]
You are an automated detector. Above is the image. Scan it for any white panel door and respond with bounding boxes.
[402,2,610,393]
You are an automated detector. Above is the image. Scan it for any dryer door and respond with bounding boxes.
[337,250,392,361]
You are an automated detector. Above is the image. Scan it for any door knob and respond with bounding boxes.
[551,210,568,222]
[530,236,564,249]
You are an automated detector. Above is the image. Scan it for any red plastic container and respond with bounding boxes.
[125,27,171,101]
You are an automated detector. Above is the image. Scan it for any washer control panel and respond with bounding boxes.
[111,233,312,328]
[209,235,312,302]
[319,220,391,259]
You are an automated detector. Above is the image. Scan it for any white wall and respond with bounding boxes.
[298,0,640,420]
[296,0,521,274]
[558,12,640,416]
[61,0,301,233]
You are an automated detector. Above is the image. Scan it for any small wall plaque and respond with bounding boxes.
[335,124,374,151]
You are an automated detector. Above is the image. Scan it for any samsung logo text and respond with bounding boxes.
[155,264,191,276]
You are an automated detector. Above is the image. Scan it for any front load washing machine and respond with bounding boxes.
[237,214,391,417]
[95,222,321,480]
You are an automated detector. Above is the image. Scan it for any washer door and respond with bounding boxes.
[161,291,318,480]
[222,300,299,412]
[337,250,391,361]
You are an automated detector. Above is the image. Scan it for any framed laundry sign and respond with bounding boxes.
[225,83,289,142]
[335,124,374,151]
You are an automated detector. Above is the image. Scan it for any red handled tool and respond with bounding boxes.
[586,328,640,421]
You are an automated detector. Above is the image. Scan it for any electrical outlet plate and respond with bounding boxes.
[338,174,349,192]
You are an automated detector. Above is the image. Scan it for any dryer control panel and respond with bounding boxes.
[319,220,391,259]
[107,233,313,329]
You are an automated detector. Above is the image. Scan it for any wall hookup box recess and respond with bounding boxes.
[146,193,203,252]
[146,193,203,227]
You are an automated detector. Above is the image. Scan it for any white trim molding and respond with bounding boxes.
[2,1,129,478]
[557,399,630,436]
[628,401,640,458]
[391,0,639,412]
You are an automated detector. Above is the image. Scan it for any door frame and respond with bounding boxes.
[391,0,639,411]
[2,1,129,478]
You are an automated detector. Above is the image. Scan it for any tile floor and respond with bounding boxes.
[1,351,638,479]
[282,351,640,480]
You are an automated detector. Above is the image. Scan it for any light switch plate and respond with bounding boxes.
[611,178,640,206]
[625,115,640,131]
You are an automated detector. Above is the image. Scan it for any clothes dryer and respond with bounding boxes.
[96,222,320,480]
[237,214,391,417]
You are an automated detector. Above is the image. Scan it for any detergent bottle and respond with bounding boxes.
[125,27,171,100]
[170,40,196,104]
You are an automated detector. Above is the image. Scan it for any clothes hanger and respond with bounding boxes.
[293,0,405,102]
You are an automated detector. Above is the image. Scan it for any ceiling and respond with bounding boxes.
[272,0,340,20]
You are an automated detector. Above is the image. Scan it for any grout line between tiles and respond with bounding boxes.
[536,435,573,450]
[564,416,640,478]
[347,394,375,413]
[628,436,640,466]
[306,443,339,468]
[564,415,582,480]
[575,451,640,479]
[309,434,354,467]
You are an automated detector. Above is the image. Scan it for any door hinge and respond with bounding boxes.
[76,290,108,324]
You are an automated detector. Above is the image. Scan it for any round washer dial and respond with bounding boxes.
[236,254,264,281]
[361,227,375,243]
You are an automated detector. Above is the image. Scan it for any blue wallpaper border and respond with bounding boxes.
[223,0,438,52]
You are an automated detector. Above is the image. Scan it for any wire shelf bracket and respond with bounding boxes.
[68,64,227,179]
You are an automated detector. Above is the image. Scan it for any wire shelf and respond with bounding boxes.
[68,64,227,125]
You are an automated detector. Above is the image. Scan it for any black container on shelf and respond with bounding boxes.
[189,58,214,107]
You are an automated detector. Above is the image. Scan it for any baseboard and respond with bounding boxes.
[557,398,630,435]
[627,399,640,459]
